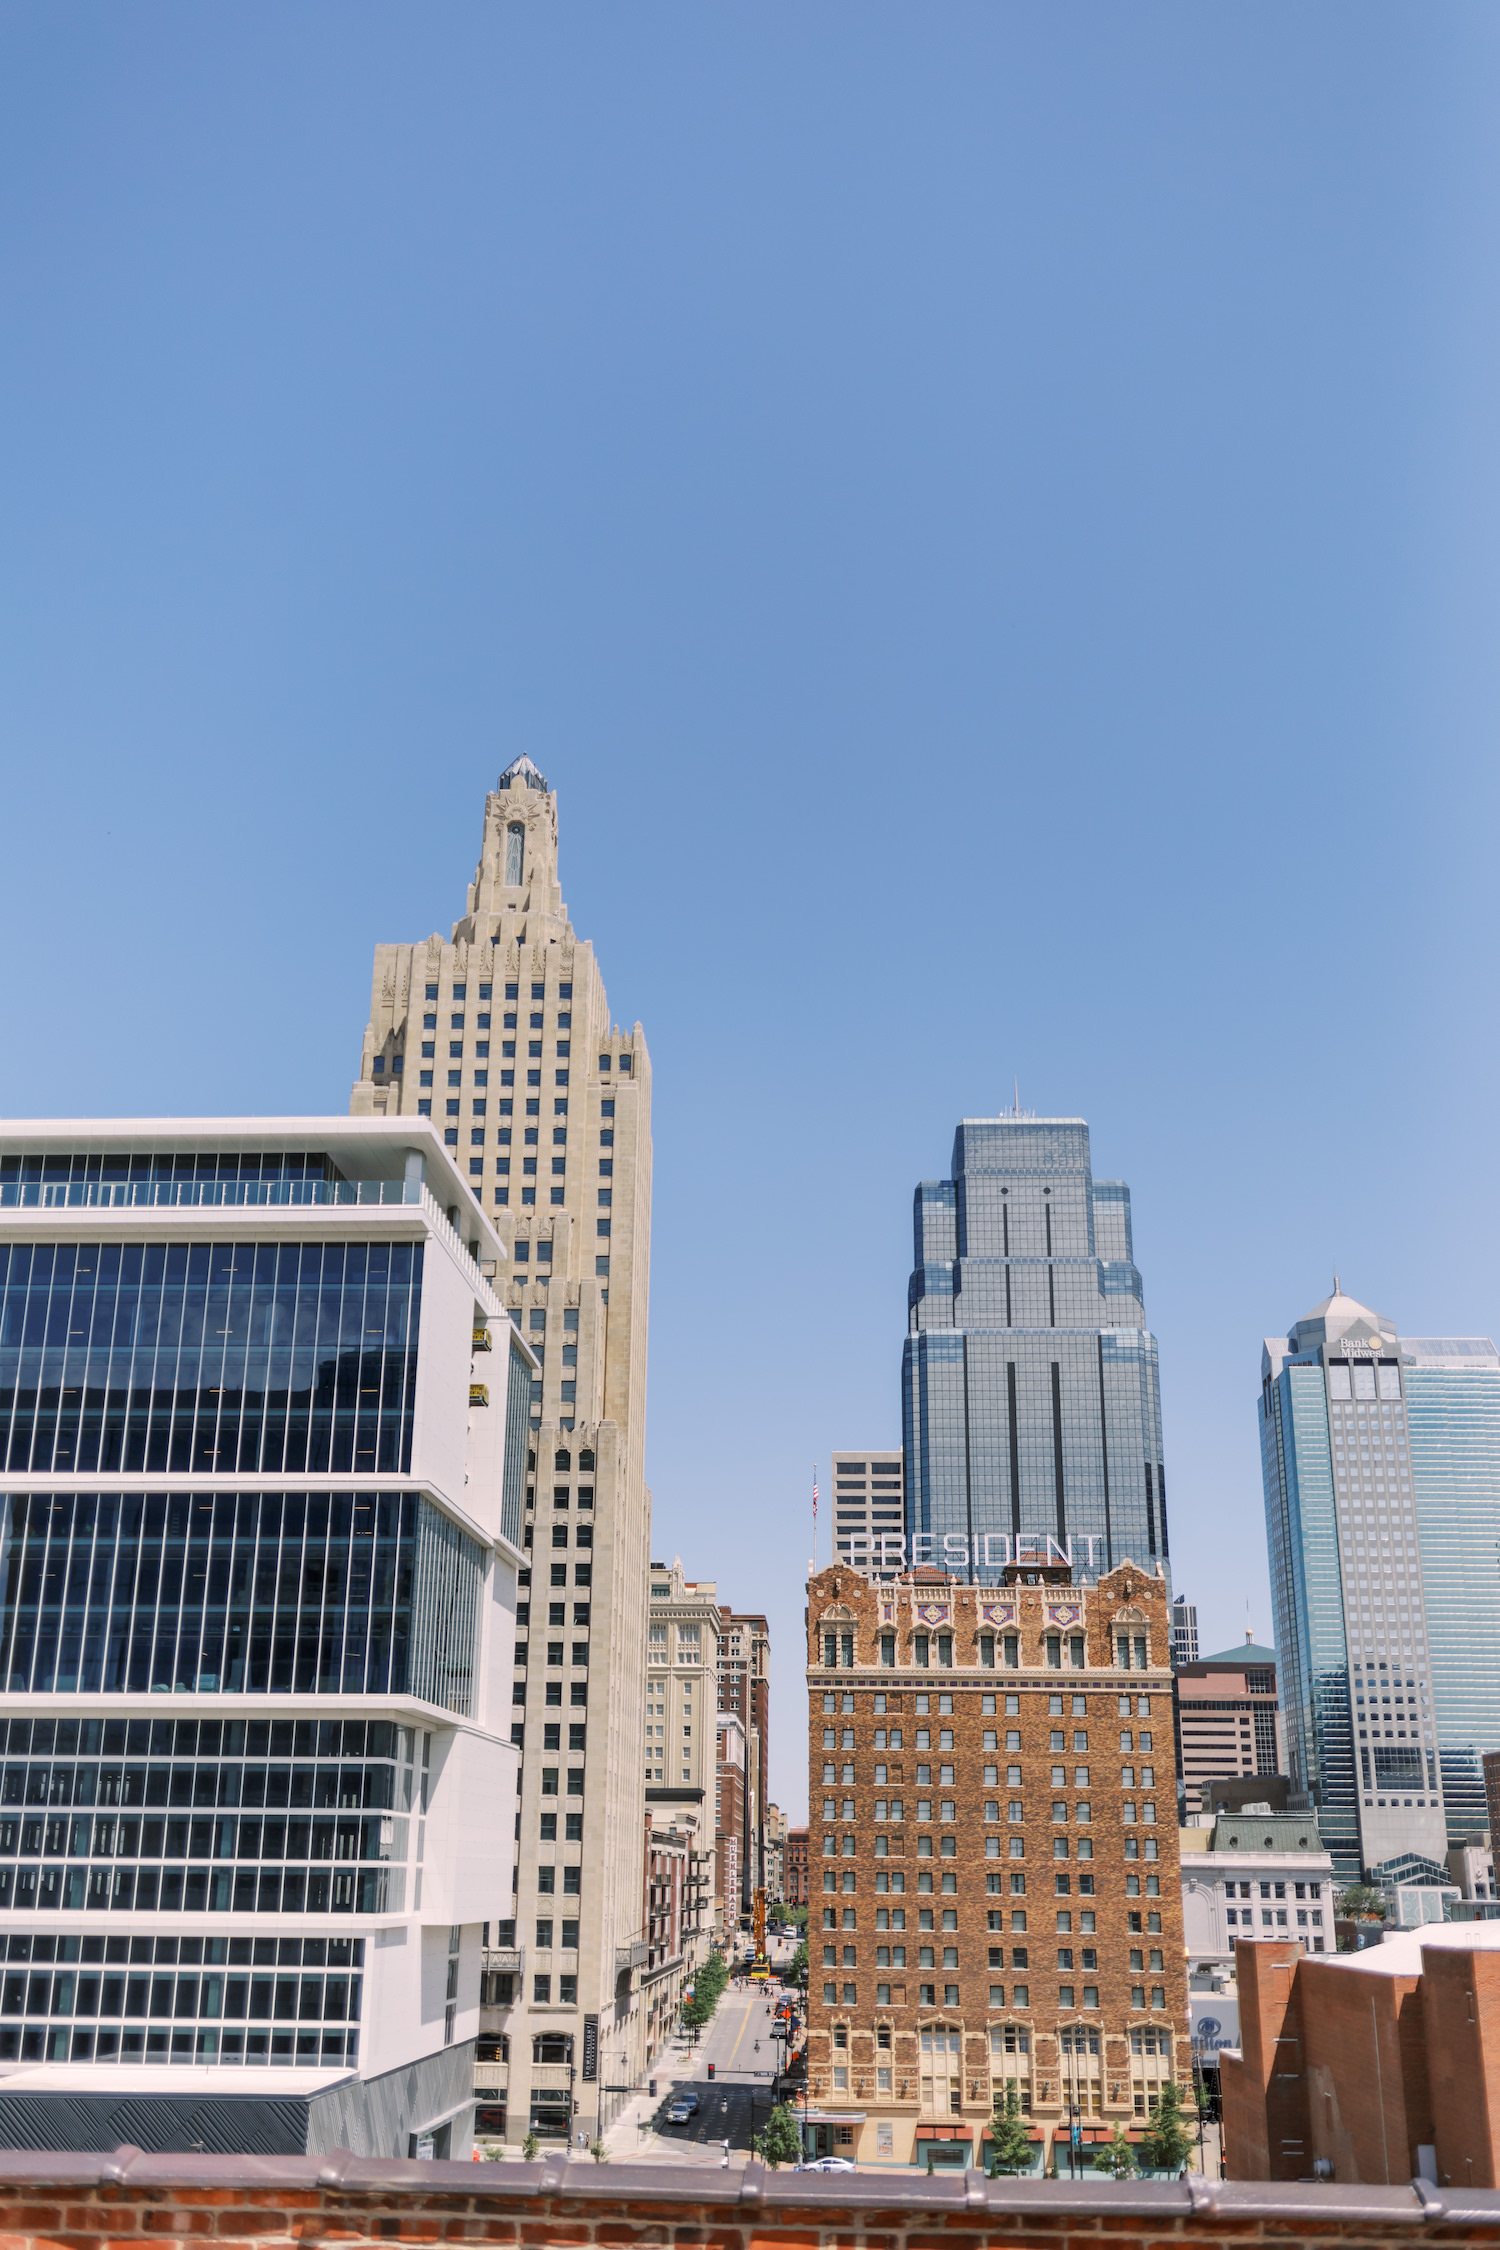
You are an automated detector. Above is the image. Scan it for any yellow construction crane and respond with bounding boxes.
[749,1887,770,1982]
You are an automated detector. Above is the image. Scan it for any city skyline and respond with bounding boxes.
[9,9,1500,1831]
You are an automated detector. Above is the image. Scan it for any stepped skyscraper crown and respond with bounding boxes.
[900,1113,1167,1584]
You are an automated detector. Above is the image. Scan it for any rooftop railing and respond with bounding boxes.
[0,1176,422,1209]
[0,1175,493,1294]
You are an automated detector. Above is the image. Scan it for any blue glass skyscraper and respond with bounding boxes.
[900,1115,1167,1584]
[1260,1287,1500,1883]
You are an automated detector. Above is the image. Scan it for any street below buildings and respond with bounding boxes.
[603,1940,802,2166]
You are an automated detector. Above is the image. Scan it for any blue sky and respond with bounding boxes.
[4,4,1500,1819]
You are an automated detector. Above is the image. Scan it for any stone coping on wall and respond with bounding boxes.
[0,2149,1497,2241]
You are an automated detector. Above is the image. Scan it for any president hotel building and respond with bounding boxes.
[351,757,653,2145]
[802,1558,1186,2171]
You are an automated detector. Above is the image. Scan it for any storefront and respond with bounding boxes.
[914,2125,973,2172]
[801,2109,864,2160]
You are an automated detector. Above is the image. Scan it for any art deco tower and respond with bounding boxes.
[352,756,653,2144]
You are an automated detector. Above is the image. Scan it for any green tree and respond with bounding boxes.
[1092,2126,1136,2179]
[986,2083,1034,2176]
[588,2138,609,2164]
[682,1947,730,2036]
[790,1941,809,1986]
[1337,1884,1386,1921]
[1143,2082,1193,2175]
[752,2104,803,2169]
[521,2130,540,2162]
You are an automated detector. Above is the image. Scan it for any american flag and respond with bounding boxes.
[812,1467,818,1521]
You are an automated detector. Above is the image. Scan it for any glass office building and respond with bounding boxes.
[1260,1288,1500,1882]
[0,1119,532,2157]
[900,1115,1167,1584]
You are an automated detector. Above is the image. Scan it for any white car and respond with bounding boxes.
[797,2157,856,2171]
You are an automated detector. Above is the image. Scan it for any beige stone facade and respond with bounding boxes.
[643,1559,721,2057]
[716,1608,769,1911]
[765,1802,788,1905]
[351,757,652,2146]
[803,1560,1188,2171]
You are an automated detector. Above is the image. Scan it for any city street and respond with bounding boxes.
[604,1940,802,2166]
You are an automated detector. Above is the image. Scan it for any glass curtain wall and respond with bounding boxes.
[0,1240,423,1475]
[0,1489,481,1711]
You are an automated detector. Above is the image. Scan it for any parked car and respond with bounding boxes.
[797,2157,856,2172]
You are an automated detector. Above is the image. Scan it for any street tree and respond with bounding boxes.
[986,2084,1034,2175]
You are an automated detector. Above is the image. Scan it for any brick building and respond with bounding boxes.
[641,1820,696,2068]
[1175,1637,1283,1800]
[787,1826,810,1907]
[1221,1923,1500,2184]
[803,1559,1187,2169]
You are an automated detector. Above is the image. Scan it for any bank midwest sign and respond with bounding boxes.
[842,1531,1115,1572]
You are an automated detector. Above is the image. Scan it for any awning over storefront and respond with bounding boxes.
[915,2126,972,2142]
[802,2110,867,2124]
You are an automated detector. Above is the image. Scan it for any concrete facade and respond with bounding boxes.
[642,1560,719,2051]
[350,758,653,2147]
[803,1558,1188,2171]
[1181,1813,1335,1975]
[765,1803,787,1904]
[832,1450,904,1574]
[717,1609,769,1911]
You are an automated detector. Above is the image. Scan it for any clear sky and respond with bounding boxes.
[4,4,1500,1822]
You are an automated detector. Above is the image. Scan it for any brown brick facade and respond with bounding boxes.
[803,1561,1186,2168]
[0,2147,1489,2248]
[1222,1931,1500,2186]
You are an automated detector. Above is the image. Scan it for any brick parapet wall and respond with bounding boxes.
[0,2152,1498,2250]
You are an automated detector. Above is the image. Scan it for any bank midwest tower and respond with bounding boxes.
[350,755,653,2146]
[0,1117,531,2156]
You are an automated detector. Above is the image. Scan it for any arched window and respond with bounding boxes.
[505,822,525,885]
[579,1449,595,1470]
[554,1450,571,1471]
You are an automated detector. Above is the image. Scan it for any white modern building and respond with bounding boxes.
[1181,1808,1336,1974]
[0,1116,531,2156]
